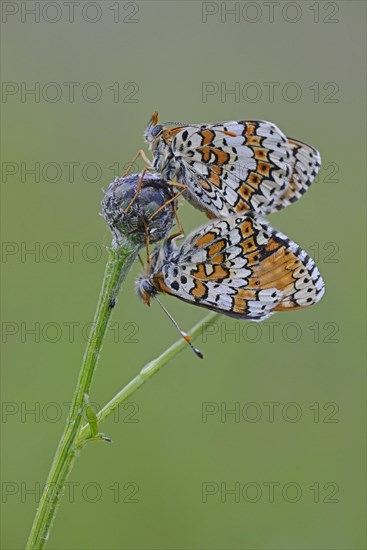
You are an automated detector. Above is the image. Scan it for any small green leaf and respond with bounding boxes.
[84,393,98,437]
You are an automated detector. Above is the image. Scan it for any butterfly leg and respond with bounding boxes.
[166,229,185,243]
[123,149,151,177]
[142,219,151,268]
[167,180,189,234]
[148,187,186,236]
[167,180,188,189]
[123,164,152,214]
[172,197,184,236]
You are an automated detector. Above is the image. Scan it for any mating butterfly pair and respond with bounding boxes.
[130,113,324,355]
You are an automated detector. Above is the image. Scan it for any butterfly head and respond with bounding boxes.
[144,112,163,144]
[136,277,157,306]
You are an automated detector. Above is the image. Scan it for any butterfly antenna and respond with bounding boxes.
[155,297,204,359]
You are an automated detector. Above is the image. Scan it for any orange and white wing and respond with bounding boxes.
[272,138,321,210]
[151,215,325,321]
[164,121,320,217]
[169,120,291,217]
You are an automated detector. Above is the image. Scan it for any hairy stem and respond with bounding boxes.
[26,243,139,550]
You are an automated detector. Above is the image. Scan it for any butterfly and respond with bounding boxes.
[142,112,321,219]
[136,214,325,355]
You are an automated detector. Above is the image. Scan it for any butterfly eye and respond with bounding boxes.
[151,125,163,137]
[142,279,156,294]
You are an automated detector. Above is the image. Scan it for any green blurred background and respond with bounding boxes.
[1,1,366,548]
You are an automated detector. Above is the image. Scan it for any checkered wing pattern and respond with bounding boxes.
[149,215,325,321]
[147,115,321,218]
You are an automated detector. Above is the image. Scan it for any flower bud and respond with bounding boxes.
[102,173,176,247]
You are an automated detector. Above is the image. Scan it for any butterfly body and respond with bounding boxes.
[136,215,325,321]
[144,113,321,218]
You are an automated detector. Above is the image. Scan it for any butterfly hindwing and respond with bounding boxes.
[150,215,325,320]
[170,121,291,217]
[272,138,322,210]
[147,115,321,218]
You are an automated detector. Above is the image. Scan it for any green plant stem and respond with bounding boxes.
[76,311,219,446]
[26,243,139,550]
[26,239,219,550]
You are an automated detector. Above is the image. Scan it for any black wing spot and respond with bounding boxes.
[171,281,180,291]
